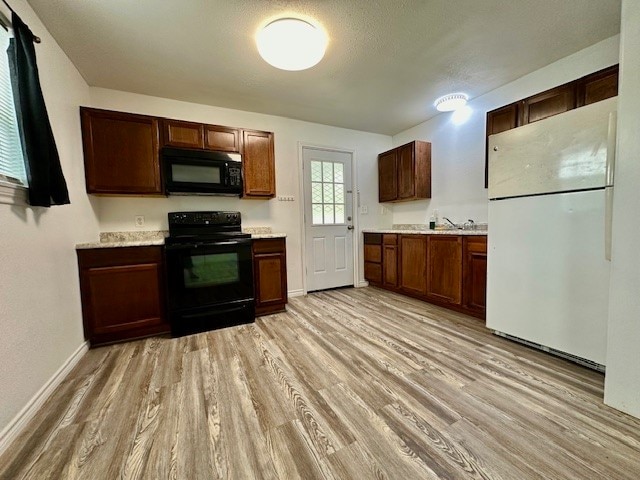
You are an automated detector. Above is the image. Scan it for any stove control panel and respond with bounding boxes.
[168,211,241,226]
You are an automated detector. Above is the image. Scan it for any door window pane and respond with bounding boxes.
[322,161,333,182]
[323,183,334,203]
[311,161,322,182]
[334,184,344,203]
[312,182,323,203]
[312,204,323,224]
[323,204,334,224]
[335,204,345,224]
[310,159,347,225]
[334,163,343,183]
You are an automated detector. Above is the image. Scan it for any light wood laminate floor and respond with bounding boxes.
[2,287,640,479]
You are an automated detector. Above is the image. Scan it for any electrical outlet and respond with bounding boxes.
[277,195,295,201]
[134,215,145,228]
[360,205,368,215]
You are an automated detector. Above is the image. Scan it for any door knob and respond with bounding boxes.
[347,225,354,230]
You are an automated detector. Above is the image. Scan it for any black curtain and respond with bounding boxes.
[7,11,69,207]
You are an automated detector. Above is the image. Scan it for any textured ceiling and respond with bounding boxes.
[26,0,621,135]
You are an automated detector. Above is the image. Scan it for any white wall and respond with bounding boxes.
[88,88,393,293]
[0,1,99,437]
[390,35,620,226]
[605,0,640,418]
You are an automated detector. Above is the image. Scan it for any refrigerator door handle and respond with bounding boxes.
[605,186,613,261]
[605,111,617,187]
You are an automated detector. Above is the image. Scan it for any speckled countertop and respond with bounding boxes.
[243,227,287,239]
[363,223,488,236]
[75,228,286,249]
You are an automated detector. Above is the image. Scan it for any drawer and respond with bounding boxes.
[364,245,382,263]
[364,233,382,245]
[383,234,397,245]
[252,238,286,254]
[77,246,163,268]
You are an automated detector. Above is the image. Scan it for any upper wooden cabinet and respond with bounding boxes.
[577,65,619,107]
[486,104,519,137]
[205,125,241,152]
[378,150,398,202]
[161,119,241,153]
[81,107,275,198]
[378,141,431,203]
[162,119,204,149]
[81,108,162,195]
[426,235,463,305]
[243,129,276,198]
[521,84,576,125]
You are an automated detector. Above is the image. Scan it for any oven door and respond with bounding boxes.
[165,238,254,312]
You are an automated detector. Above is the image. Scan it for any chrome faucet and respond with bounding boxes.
[443,217,457,228]
[463,219,475,230]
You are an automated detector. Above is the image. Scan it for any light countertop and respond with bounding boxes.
[75,229,286,249]
[362,229,487,236]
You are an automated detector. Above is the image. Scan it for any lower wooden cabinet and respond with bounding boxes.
[363,232,487,319]
[399,235,428,297]
[77,246,169,347]
[364,233,382,285]
[253,238,288,316]
[463,236,488,315]
[427,236,463,305]
[382,235,398,288]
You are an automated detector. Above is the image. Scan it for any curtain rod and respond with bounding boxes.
[1,0,41,43]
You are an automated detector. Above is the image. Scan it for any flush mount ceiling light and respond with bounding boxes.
[256,18,328,71]
[434,93,469,112]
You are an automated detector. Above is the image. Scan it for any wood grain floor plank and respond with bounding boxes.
[266,419,335,480]
[320,383,440,479]
[326,440,391,480]
[214,329,279,480]
[380,402,498,480]
[2,287,640,479]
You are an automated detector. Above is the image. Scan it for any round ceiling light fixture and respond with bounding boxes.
[256,18,328,71]
[434,93,469,112]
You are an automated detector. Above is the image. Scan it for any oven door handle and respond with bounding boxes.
[165,239,252,250]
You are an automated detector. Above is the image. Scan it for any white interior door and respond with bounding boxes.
[303,147,354,292]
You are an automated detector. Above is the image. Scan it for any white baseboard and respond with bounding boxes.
[288,289,304,298]
[356,280,369,288]
[0,340,89,456]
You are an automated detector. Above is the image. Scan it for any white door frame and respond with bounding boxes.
[298,142,359,295]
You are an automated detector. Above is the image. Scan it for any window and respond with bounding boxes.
[311,160,345,225]
[0,19,26,188]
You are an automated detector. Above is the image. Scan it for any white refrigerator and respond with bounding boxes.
[487,97,617,369]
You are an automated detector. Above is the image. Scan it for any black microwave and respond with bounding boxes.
[162,147,243,196]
